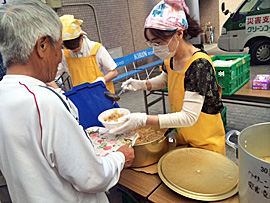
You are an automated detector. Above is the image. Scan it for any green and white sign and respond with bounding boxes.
[246,14,270,33]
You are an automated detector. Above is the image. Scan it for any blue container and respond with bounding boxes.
[64,82,119,129]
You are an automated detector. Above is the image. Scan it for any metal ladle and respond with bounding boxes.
[104,89,125,104]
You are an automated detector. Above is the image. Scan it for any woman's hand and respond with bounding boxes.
[109,113,147,134]
[121,78,147,92]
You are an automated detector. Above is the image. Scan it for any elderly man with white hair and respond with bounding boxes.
[0,1,134,202]
[0,53,5,81]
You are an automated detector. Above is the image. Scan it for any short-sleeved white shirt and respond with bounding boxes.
[57,35,117,78]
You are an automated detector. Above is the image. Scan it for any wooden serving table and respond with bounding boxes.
[223,81,270,105]
[118,169,162,198]
[118,169,239,203]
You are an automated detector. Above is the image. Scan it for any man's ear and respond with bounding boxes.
[36,35,50,58]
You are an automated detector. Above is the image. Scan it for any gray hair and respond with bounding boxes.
[0,0,62,67]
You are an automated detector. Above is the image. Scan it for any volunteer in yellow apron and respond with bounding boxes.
[63,42,115,93]
[108,0,226,155]
[165,52,225,155]
[50,15,117,93]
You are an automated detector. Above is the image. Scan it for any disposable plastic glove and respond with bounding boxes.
[109,113,147,134]
[121,78,147,92]
[93,77,106,84]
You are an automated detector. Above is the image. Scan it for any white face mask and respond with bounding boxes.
[153,35,179,60]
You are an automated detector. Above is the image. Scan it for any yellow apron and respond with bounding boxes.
[64,43,115,93]
[165,52,226,155]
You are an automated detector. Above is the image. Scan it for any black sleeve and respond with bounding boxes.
[184,58,216,96]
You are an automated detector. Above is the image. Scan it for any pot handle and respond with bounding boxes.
[225,130,240,150]
[156,128,175,144]
[164,128,174,137]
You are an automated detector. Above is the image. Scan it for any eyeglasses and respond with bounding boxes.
[145,35,175,47]
[145,41,161,47]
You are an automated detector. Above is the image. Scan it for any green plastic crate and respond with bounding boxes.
[219,77,239,95]
[241,69,250,84]
[221,106,227,130]
[211,54,250,96]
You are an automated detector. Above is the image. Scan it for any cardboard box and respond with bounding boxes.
[252,75,270,90]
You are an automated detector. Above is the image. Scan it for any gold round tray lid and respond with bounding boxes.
[158,148,238,201]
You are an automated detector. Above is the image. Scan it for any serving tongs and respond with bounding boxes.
[104,89,125,105]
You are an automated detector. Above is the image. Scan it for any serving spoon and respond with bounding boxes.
[104,89,125,104]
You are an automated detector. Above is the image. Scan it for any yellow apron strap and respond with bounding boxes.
[164,59,170,71]
[64,43,101,57]
[90,43,102,56]
[89,42,115,93]
[64,49,71,59]
[182,52,222,97]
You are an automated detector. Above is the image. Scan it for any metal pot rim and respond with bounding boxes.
[134,134,167,146]
[238,122,270,163]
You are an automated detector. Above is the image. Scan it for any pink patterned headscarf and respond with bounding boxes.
[145,0,189,31]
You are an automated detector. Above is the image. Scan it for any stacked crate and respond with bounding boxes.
[211,54,251,130]
[221,106,227,130]
[211,54,251,96]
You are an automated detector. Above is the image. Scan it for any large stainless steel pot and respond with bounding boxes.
[226,122,270,203]
[131,132,170,168]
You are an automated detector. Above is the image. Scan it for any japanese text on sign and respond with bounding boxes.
[246,14,270,34]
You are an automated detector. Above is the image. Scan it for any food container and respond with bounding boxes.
[226,122,270,203]
[252,74,270,90]
[131,128,170,168]
[98,108,130,129]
